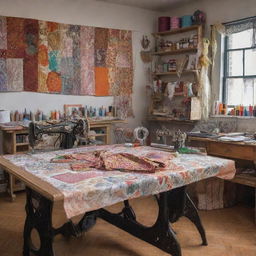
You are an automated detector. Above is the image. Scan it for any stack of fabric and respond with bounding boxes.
[51,147,177,173]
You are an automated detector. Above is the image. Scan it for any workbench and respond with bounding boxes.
[188,136,256,222]
[0,145,235,256]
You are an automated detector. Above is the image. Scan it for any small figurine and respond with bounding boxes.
[133,126,149,146]
[173,129,187,150]
[141,35,150,50]
[192,10,206,25]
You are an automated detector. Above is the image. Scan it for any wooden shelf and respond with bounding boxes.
[152,47,197,56]
[232,174,256,188]
[147,115,197,123]
[89,134,107,137]
[152,25,201,36]
[153,70,198,76]
[16,142,29,146]
[174,92,184,96]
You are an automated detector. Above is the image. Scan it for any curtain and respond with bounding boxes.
[224,16,256,47]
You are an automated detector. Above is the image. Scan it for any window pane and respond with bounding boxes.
[228,29,253,49]
[226,78,254,105]
[245,49,256,76]
[227,51,243,76]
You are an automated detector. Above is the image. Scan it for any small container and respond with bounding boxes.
[163,63,168,73]
[158,17,170,32]
[168,59,176,72]
[171,17,180,29]
[181,15,192,28]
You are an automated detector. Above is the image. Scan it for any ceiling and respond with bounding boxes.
[96,0,195,11]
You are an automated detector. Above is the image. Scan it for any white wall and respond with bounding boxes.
[0,0,159,127]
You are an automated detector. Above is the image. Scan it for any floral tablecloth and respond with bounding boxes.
[4,145,236,219]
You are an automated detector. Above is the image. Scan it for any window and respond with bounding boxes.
[223,17,256,106]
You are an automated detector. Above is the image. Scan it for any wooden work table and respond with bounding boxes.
[188,136,256,222]
[187,136,256,161]
[0,145,236,256]
[0,118,126,200]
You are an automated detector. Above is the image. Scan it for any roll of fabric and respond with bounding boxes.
[181,15,192,27]
[171,16,180,29]
[158,17,170,32]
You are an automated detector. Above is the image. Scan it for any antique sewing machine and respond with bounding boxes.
[28,119,89,151]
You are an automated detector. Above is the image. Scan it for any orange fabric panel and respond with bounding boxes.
[38,44,48,66]
[95,67,110,96]
[47,22,58,32]
[47,71,62,93]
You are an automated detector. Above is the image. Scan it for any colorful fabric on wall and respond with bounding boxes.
[0,16,133,104]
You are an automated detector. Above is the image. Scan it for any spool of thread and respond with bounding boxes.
[170,17,180,29]
[158,17,170,32]
[181,15,192,28]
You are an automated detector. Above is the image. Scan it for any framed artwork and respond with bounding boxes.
[64,104,83,118]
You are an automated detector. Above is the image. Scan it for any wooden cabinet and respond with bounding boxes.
[3,129,29,154]
[149,25,203,122]
[188,136,256,222]
[1,128,28,200]
[89,122,111,145]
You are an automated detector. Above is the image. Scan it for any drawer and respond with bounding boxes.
[207,142,255,161]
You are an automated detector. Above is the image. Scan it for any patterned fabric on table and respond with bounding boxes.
[4,145,236,219]
[51,147,176,173]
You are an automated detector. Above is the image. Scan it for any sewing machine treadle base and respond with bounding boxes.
[23,186,207,256]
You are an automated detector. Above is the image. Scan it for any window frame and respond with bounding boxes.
[223,23,256,107]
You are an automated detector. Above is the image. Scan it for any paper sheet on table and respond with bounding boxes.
[218,136,250,142]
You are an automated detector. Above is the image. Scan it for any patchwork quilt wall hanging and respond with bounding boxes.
[0,16,133,115]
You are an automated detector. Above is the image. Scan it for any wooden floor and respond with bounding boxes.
[0,192,255,256]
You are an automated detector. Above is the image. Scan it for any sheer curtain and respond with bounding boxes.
[225,16,256,47]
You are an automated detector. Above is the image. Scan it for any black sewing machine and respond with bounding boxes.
[28,119,89,150]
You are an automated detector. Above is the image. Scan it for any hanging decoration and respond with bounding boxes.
[140,35,152,63]
[199,38,211,120]
[211,23,225,67]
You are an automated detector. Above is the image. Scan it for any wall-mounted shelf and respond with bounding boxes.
[152,25,201,37]
[152,47,197,56]
[150,24,203,121]
[153,70,198,76]
[89,133,107,137]
[16,142,29,146]
[174,92,184,96]
[147,115,197,124]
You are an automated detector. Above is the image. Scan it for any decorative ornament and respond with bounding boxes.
[140,35,152,63]
[192,10,206,25]
[140,51,152,63]
[133,127,149,145]
[173,130,187,150]
[141,35,150,50]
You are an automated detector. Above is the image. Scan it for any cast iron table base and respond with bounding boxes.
[23,186,207,256]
